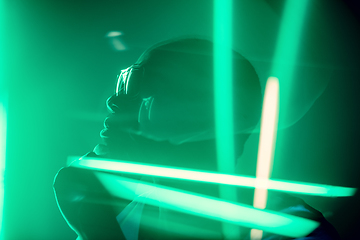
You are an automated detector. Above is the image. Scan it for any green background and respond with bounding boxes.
[2,0,360,239]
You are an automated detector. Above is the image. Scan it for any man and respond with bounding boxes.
[54,38,340,239]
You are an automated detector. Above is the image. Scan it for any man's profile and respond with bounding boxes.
[53,38,340,240]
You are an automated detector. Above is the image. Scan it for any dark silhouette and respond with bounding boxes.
[54,38,340,240]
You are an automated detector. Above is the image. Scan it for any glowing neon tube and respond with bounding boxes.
[213,0,237,237]
[251,77,279,239]
[254,77,279,206]
[69,157,356,197]
[0,104,6,239]
[253,77,280,209]
[213,0,234,174]
[0,0,7,237]
[253,0,311,236]
[95,172,319,238]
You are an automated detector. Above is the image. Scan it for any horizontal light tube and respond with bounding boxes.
[69,157,356,197]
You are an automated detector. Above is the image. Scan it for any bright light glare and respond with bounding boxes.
[271,0,309,78]
[0,104,6,237]
[106,31,122,37]
[0,0,7,236]
[213,0,238,237]
[251,0,310,238]
[213,0,234,174]
[253,77,279,208]
[251,77,279,239]
[271,0,310,129]
[95,172,319,238]
[69,157,356,197]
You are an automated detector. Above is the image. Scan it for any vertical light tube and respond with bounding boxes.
[213,0,239,238]
[271,0,309,119]
[0,105,6,239]
[0,0,6,238]
[253,77,279,208]
[213,0,234,172]
[253,78,279,207]
[251,0,309,239]
[250,77,279,240]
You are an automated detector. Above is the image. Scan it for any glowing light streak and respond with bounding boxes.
[0,104,6,239]
[251,77,279,239]
[69,157,356,197]
[0,0,6,237]
[213,0,234,174]
[140,213,222,239]
[106,31,122,37]
[252,0,310,238]
[253,77,279,208]
[271,0,310,79]
[213,0,238,237]
[95,172,319,238]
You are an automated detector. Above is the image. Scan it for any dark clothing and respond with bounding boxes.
[54,153,341,240]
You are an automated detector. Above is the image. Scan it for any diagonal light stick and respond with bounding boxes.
[251,0,310,238]
[253,77,280,209]
[250,77,279,239]
[94,171,319,238]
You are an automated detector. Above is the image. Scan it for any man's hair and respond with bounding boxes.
[101,37,262,149]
